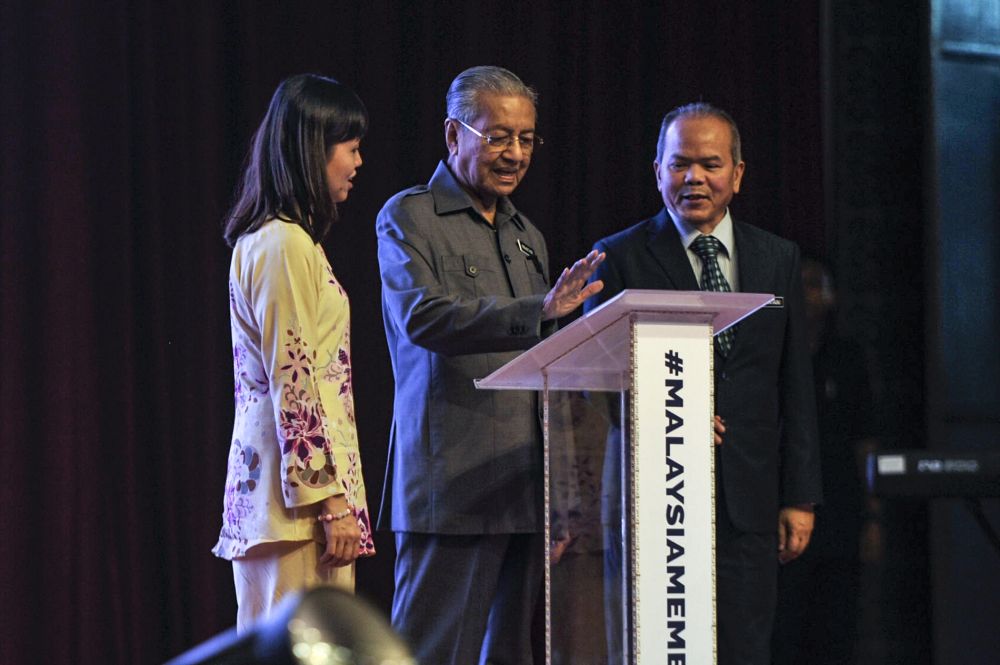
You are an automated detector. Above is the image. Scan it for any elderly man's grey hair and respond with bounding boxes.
[446,66,538,123]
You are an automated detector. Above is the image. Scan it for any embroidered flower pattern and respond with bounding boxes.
[220,489,252,549]
[233,343,267,412]
[340,451,375,555]
[278,356,338,496]
[279,329,314,385]
[233,441,262,494]
[220,439,258,548]
[323,344,355,425]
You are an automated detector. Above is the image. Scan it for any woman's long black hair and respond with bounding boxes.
[223,74,368,247]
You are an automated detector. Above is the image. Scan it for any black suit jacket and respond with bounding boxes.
[586,209,822,532]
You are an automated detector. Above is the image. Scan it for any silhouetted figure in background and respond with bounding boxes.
[772,256,881,664]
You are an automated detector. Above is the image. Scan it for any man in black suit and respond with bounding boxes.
[585,103,822,665]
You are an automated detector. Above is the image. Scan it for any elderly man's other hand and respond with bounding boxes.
[777,504,815,564]
[713,415,726,445]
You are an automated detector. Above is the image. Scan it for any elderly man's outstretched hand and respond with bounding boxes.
[541,250,606,321]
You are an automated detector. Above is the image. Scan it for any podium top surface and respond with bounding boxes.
[475,289,775,391]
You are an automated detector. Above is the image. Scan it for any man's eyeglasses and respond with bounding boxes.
[452,118,544,153]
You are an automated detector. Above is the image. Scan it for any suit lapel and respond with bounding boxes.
[645,209,700,290]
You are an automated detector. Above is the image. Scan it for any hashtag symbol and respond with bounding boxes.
[664,350,683,375]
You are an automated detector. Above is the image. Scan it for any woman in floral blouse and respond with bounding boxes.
[213,73,375,632]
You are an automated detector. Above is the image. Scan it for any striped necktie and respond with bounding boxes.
[690,235,735,356]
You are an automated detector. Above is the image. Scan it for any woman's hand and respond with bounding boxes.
[317,494,362,568]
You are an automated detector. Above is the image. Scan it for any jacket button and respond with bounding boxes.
[467,265,478,276]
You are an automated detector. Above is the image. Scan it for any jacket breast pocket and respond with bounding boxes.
[441,254,492,298]
[521,256,549,294]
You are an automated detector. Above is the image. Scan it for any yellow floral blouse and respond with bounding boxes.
[213,219,374,560]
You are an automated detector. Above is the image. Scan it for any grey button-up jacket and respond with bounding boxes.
[377,161,556,534]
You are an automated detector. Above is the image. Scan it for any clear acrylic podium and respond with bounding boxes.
[476,290,773,665]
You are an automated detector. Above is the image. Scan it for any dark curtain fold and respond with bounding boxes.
[1,2,824,662]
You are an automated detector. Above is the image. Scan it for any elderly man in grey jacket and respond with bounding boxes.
[376,65,604,665]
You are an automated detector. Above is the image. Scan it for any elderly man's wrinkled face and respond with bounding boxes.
[655,115,745,233]
[447,93,536,213]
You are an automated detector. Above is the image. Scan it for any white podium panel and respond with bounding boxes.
[630,318,715,664]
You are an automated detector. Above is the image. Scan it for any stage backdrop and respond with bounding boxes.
[1,2,825,662]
